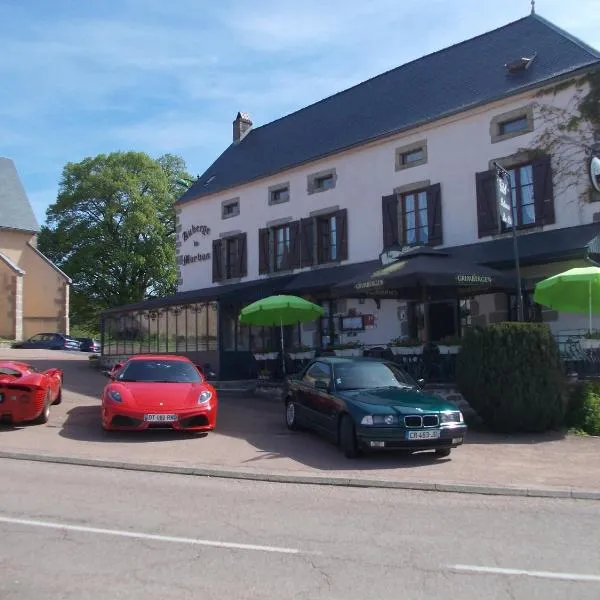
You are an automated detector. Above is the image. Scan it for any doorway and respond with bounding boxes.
[428,301,457,341]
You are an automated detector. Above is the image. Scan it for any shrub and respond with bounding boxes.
[566,381,600,436]
[456,322,566,433]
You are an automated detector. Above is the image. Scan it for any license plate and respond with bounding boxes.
[406,429,441,440]
[144,414,177,423]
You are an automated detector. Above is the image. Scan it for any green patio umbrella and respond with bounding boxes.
[533,266,600,333]
[239,295,325,374]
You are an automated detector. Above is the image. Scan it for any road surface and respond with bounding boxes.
[0,458,599,599]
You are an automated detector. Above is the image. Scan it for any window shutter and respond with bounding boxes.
[426,183,443,246]
[334,209,348,261]
[475,169,499,238]
[532,155,555,226]
[258,228,270,274]
[238,233,247,278]
[300,217,314,267]
[382,194,399,249]
[212,239,223,282]
[289,220,301,269]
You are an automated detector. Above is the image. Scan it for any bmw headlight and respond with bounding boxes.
[361,414,398,426]
[108,389,122,403]
[440,411,463,424]
[198,390,212,404]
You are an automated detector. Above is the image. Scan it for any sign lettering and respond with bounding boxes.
[355,279,384,290]
[456,274,493,286]
[182,224,211,242]
[495,166,513,228]
[180,252,211,266]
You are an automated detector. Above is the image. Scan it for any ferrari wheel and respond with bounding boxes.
[35,392,51,425]
[53,385,62,405]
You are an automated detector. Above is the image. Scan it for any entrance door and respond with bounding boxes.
[428,301,456,341]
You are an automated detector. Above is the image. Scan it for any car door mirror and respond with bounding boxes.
[315,380,330,392]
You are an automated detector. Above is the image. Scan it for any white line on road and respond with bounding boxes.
[0,515,310,556]
[449,564,600,583]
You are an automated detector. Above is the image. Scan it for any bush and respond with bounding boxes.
[566,381,600,436]
[456,322,566,433]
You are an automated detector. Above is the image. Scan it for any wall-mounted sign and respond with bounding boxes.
[590,155,600,194]
[180,252,211,266]
[355,279,384,290]
[456,274,493,286]
[182,224,211,242]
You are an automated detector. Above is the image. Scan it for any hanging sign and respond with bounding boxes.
[495,165,513,228]
[590,155,600,194]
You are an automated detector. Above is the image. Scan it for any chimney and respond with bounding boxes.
[233,112,252,144]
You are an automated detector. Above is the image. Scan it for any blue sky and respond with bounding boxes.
[1,0,599,226]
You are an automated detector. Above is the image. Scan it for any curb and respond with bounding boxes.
[1,450,598,501]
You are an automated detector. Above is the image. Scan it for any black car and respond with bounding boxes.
[77,338,101,352]
[285,357,467,459]
[12,333,81,351]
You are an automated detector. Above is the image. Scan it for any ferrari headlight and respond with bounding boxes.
[198,390,212,404]
[440,411,463,424]
[108,389,122,403]
[361,414,398,426]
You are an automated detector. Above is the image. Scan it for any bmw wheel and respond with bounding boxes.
[339,414,360,459]
[285,398,300,431]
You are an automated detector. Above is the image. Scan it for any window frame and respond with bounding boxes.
[401,188,429,246]
[501,162,536,230]
[272,223,291,272]
[307,168,337,195]
[316,213,338,264]
[221,198,240,220]
[268,183,290,206]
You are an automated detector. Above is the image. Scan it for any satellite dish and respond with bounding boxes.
[591,155,600,194]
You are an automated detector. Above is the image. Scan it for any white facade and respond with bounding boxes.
[176,80,597,345]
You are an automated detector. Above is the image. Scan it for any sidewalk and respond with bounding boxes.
[1,349,599,499]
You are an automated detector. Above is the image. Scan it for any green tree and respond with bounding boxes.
[38,151,192,331]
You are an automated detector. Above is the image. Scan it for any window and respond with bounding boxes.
[317,213,337,263]
[273,224,291,271]
[222,198,240,219]
[402,190,429,245]
[395,140,427,170]
[499,116,528,136]
[269,185,290,206]
[212,233,247,282]
[303,362,331,387]
[307,168,337,194]
[225,237,239,278]
[504,163,535,228]
[401,147,425,165]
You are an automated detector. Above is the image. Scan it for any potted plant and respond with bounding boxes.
[331,341,363,357]
[253,347,278,361]
[389,338,424,355]
[257,368,271,382]
[289,345,314,360]
[581,331,600,349]
[437,335,462,354]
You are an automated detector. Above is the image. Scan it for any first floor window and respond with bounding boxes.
[403,190,428,245]
[317,214,337,263]
[274,225,291,271]
[505,163,535,228]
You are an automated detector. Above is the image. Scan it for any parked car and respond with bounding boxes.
[101,354,217,433]
[284,357,467,459]
[12,332,81,351]
[0,361,63,425]
[77,337,101,353]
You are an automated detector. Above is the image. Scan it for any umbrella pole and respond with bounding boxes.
[590,280,593,335]
[280,317,285,376]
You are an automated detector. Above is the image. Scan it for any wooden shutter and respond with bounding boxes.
[289,220,301,269]
[532,155,555,226]
[238,233,247,278]
[334,209,348,261]
[426,183,443,247]
[258,228,270,274]
[382,194,399,249]
[475,169,499,238]
[300,217,314,267]
[212,239,223,282]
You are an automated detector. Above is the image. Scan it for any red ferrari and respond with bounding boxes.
[101,355,218,433]
[0,361,63,425]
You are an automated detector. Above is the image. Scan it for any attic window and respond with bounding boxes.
[222,198,240,220]
[505,53,537,73]
[499,116,528,136]
[307,168,337,195]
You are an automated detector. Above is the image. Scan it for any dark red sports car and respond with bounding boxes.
[101,355,218,433]
[0,361,63,425]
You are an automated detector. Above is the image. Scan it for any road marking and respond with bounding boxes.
[449,564,600,583]
[0,515,308,555]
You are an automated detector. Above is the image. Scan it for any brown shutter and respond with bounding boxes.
[426,183,443,246]
[212,239,223,282]
[475,169,499,238]
[258,228,270,274]
[300,217,314,267]
[289,220,301,269]
[334,209,348,261]
[532,155,555,226]
[238,233,247,278]
[382,194,399,249]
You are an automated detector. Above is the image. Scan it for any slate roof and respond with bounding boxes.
[178,13,600,205]
[0,157,39,233]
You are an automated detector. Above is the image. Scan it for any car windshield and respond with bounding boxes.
[333,361,417,391]
[116,360,202,383]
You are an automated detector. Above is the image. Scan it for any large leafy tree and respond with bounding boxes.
[38,151,192,331]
